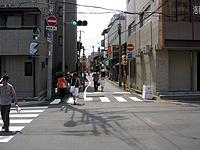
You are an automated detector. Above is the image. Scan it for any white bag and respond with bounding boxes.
[70,86,75,93]
[70,78,77,93]
[62,82,67,88]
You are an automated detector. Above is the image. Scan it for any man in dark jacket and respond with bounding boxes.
[93,72,99,92]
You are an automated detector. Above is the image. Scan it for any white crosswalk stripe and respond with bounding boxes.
[115,97,128,102]
[129,97,143,101]
[100,97,111,102]
[0,106,48,143]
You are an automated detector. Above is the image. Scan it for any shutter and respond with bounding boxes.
[169,51,190,91]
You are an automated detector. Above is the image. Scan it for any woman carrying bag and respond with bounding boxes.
[70,72,81,105]
[57,73,68,102]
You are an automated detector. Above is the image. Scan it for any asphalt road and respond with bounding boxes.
[1,74,200,150]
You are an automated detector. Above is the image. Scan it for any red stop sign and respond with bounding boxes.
[127,44,134,51]
[47,16,57,26]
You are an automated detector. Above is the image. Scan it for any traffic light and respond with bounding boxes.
[71,20,88,26]
[81,54,87,65]
[30,42,39,54]
[33,27,40,41]
[122,55,128,65]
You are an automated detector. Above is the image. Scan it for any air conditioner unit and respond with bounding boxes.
[135,49,142,57]
[144,45,152,55]
[0,4,6,7]
[1,4,11,8]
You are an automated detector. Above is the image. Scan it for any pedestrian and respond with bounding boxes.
[0,74,18,132]
[93,71,99,92]
[70,72,81,105]
[57,73,68,102]
[99,72,106,92]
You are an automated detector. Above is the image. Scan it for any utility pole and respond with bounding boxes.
[47,0,54,100]
[62,0,65,75]
[98,47,101,73]
[118,19,122,87]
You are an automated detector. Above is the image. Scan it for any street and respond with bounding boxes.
[1,74,200,150]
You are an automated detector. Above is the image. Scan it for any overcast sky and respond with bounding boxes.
[76,0,126,56]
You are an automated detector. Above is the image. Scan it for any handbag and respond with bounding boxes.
[70,78,77,93]
[62,82,67,88]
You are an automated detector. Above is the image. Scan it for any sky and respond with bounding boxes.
[76,0,127,57]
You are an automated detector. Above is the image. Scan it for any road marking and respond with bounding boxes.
[0,119,33,124]
[129,97,143,101]
[10,110,45,113]
[115,97,127,102]
[1,126,25,132]
[100,97,111,102]
[86,92,131,94]
[84,97,93,101]
[0,136,14,142]
[50,99,61,104]
[11,106,48,110]
[8,114,39,118]
[67,97,79,103]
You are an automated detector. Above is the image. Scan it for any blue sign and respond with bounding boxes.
[128,53,132,59]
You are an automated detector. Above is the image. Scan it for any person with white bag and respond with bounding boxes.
[70,72,81,105]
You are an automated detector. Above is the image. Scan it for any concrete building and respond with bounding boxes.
[126,0,200,98]
[104,14,126,81]
[0,0,77,99]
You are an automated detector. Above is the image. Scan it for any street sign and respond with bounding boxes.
[46,26,57,31]
[127,44,134,51]
[47,16,57,26]
[128,53,132,59]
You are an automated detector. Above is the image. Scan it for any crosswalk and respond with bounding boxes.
[67,96,143,104]
[0,106,48,143]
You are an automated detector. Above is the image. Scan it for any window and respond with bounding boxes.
[0,14,36,29]
[25,62,32,76]
[7,16,21,28]
[58,36,62,46]
[128,0,131,3]
[128,21,136,36]
[59,7,63,17]
[164,0,193,22]
[140,6,151,28]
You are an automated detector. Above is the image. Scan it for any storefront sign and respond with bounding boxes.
[193,6,200,14]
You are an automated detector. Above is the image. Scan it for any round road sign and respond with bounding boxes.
[47,16,57,26]
[127,44,134,51]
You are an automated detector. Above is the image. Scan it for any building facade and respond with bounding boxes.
[0,0,77,99]
[126,0,200,96]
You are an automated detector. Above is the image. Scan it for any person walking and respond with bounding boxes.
[57,73,68,102]
[70,72,81,105]
[99,72,106,92]
[93,71,99,92]
[0,74,18,132]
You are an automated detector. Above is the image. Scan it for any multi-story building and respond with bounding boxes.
[104,14,126,81]
[0,0,77,99]
[126,0,200,97]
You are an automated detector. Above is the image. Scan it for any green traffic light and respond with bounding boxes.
[33,35,39,41]
[72,20,77,26]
